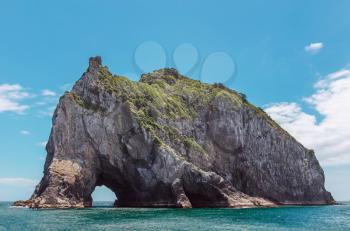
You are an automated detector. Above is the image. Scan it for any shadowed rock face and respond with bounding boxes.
[14,57,334,208]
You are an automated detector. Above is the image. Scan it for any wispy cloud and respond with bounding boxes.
[41,89,56,97]
[0,178,37,186]
[37,141,47,147]
[20,130,30,135]
[305,42,324,54]
[0,84,30,113]
[37,106,56,117]
[265,67,350,166]
[59,83,73,92]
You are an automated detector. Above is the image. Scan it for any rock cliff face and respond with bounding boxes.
[14,57,334,208]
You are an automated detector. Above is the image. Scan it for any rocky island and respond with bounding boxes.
[14,57,334,208]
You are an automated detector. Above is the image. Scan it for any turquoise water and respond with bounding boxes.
[0,202,349,230]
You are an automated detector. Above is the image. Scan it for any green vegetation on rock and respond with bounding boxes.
[68,92,100,112]
[184,137,208,156]
[96,66,293,150]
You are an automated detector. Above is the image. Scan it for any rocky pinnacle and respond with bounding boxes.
[14,57,334,208]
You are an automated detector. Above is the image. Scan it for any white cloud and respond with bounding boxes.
[305,42,324,54]
[59,83,73,91]
[0,178,37,186]
[38,106,56,117]
[0,84,30,113]
[20,130,30,135]
[265,68,350,166]
[41,89,56,97]
[37,141,47,147]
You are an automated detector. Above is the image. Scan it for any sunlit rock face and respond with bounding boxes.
[14,57,334,208]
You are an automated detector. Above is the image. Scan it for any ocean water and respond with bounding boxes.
[0,202,349,230]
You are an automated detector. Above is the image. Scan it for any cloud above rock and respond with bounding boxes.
[305,42,324,54]
[41,89,56,97]
[265,68,350,166]
[0,178,37,186]
[0,84,30,113]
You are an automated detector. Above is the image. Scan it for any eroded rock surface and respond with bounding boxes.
[14,57,334,208]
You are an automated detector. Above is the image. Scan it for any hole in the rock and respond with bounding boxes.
[91,185,116,207]
[185,192,214,208]
[184,187,227,208]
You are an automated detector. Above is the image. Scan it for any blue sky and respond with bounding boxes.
[1,0,350,201]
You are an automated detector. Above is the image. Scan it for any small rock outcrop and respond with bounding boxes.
[14,57,334,208]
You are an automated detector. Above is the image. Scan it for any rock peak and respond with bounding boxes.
[152,68,179,76]
[140,68,183,85]
[88,56,102,72]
